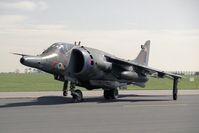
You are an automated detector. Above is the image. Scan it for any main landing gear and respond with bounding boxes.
[103,88,119,100]
[62,81,83,102]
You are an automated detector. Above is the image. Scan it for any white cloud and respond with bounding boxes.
[0,15,28,32]
[0,15,27,25]
[0,1,48,11]
[28,24,66,31]
[1,24,199,72]
[0,13,198,72]
[37,1,48,11]
[0,1,36,11]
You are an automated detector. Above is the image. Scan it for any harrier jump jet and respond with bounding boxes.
[14,40,181,102]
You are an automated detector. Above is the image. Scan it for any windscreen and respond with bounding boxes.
[42,43,74,54]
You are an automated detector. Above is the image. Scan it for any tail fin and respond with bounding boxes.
[134,40,150,66]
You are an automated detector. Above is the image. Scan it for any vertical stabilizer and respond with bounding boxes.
[134,40,150,66]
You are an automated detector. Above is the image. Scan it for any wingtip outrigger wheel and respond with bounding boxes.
[173,77,178,100]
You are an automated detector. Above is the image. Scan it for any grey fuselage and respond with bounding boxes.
[20,42,148,90]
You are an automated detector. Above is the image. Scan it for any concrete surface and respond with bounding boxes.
[1,90,199,99]
[0,92,199,133]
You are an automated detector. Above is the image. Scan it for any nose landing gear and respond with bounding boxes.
[71,89,83,103]
[70,82,83,102]
[62,81,83,102]
[63,81,68,96]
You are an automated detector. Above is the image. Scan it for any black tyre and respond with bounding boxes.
[63,90,67,96]
[104,90,111,99]
[110,88,119,99]
[72,89,83,102]
[173,93,177,100]
[104,89,119,100]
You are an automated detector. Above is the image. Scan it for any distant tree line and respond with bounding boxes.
[167,71,199,76]
[14,68,43,74]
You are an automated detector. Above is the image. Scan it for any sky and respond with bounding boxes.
[0,0,199,72]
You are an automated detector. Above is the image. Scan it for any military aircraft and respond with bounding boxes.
[13,40,182,102]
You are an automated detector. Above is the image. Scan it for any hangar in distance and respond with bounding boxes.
[14,40,182,102]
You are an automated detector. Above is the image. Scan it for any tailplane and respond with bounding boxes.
[134,40,150,66]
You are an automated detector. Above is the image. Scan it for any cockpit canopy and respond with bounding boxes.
[42,42,74,54]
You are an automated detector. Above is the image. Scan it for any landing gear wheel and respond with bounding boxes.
[110,88,119,99]
[63,90,67,96]
[173,93,177,100]
[72,89,83,103]
[173,92,177,100]
[103,88,119,100]
[173,78,178,100]
[104,90,111,99]
[63,80,68,96]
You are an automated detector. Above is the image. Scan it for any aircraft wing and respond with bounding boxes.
[105,55,182,79]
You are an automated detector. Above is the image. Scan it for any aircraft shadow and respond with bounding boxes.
[0,94,171,108]
[96,94,171,103]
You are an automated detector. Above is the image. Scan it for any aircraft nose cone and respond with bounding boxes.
[20,56,42,68]
[20,57,25,64]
